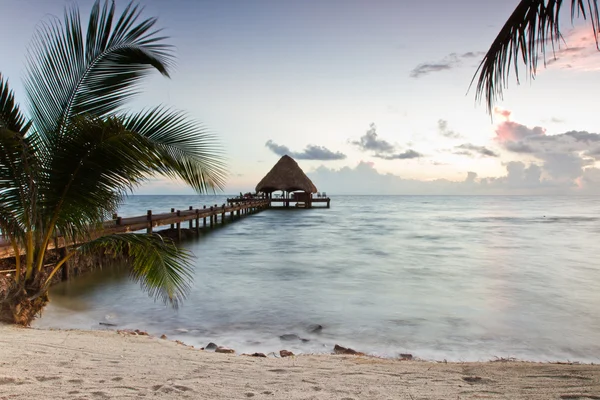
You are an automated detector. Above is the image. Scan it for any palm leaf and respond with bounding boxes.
[40,116,159,241]
[0,74,29,134]
[122,107,228,192]
[76,233,194,306]
[24,0,174,139]
[472,0,600,113]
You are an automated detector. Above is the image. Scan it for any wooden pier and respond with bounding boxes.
[227,196,330,208]
[0,199,270,260]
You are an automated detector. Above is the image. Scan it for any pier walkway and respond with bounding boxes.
[0,199,270,259]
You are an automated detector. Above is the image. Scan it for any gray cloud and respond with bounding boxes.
[376,149,422,160]
[410,62,454,78]
[351,123,395,153]
[494,113,600,186]
[351,123,422,161]
[265,140,346,161]
[454,143,499,158]
[438,119,462,139]
[308,160,592,195]
[410,52,485,78]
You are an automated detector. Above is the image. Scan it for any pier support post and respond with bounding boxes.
[147,210,152,234]
[195,209,200,234]
[221,204,226,225]
[188,206,193,230]
[176,210,181,240]
[210,207,214,228]
[203,205,207,228]
[170,208,175,229]
[327,198,330,208]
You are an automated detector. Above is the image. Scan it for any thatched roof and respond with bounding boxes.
[255,155,318,193]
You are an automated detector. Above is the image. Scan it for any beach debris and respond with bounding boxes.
[116,329,149,336]
[400,353,413,360]
[205,342,218,351]
[462,376,483,384]
[280,350,294,357]
[280,334,310,342]
[99,322,117,327]
[307,324,323,334]
[333,345,365,356]
[174,328,189,333]
[215,346,235,354]
[160,334,168,340]
[244,353,267,358]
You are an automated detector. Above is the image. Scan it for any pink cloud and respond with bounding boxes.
[493,109,546,143]
[544,26,600,72]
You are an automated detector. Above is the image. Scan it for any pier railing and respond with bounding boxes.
[0,199,270,259]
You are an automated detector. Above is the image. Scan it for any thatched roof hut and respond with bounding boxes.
[255,155,318,194]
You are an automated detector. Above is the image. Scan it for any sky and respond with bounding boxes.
[2,0,600,195]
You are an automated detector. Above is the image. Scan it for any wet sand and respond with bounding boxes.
[0,325,599,399]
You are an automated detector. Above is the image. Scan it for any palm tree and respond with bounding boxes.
[0,0,226,325]
[472,0,600,113]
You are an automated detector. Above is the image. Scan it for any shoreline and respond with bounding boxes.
[1,325,600,399]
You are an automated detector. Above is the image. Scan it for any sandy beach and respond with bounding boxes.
[0,325,599,399]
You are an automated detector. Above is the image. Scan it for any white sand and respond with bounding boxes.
[1,325,599,399]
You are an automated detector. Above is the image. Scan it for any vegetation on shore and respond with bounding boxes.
[0,0,225,325]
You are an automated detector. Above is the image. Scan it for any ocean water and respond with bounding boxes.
[35,195,600,362]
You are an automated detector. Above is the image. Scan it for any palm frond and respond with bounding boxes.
[39,116,160,240]
[24,0,174,138]
[0,74,29,134]
[472,0,600,113]
[0,128,40,243]
[76,233,194,306]
[122,107,228,192]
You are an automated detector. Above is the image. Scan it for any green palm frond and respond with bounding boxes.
[0,74,29,134]
[24,0,174,138]
[0,128,40,242]
[122,107,228,192]
[472,0,600,113]
[76,233,194,306]
[40,116,157,239]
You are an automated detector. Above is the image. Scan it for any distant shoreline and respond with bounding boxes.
[2,325,599,399]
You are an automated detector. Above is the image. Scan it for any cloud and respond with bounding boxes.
[376,150,422,160]
[308,160,593,195]
[410,51,485,78]
[351,123,395,153]
[543,26,600,72]
[493,109,600,187]
[265,140,346,160]
[438,119,462,139]
[454,143,499,158]
[351,123,422,161]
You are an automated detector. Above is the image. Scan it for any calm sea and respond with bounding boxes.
[35,195,600,362]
